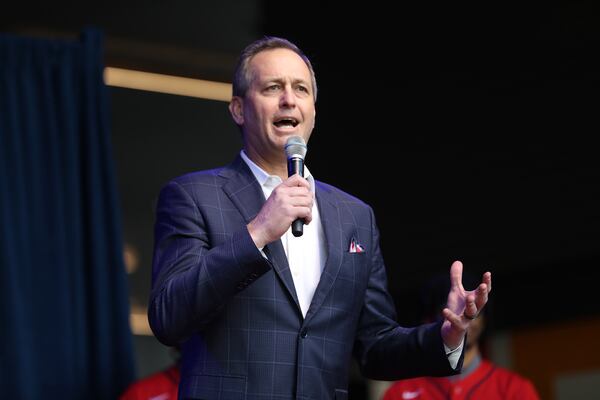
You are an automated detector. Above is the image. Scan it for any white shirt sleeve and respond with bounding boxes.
[444,337,464,370]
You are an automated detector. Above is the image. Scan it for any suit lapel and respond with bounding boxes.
[219,155,301,312]
[304,182,344,324]
[263,241,301,313]
[219,156,264,224]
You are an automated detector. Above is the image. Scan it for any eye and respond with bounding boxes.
[265,84,281,92]
[296,85,310,95]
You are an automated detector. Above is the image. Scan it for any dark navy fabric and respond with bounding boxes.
[0,28,135,399]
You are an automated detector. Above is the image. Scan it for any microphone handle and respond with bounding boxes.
[288,157,305,237]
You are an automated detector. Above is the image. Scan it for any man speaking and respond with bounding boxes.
[148,36,492,400]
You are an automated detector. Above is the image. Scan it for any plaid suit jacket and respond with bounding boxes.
[149,155,461,400]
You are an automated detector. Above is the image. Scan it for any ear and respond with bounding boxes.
[229,96,244,125]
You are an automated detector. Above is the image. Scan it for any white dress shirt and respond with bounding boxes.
[240,150,463,367]
[240,150,326,317]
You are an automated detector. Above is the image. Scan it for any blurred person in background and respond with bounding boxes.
[119,347,180,400]
[383,273,539,400]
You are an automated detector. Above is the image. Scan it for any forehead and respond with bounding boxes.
[248,48,311,83]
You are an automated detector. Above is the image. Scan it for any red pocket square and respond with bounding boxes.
[349,237,365,253]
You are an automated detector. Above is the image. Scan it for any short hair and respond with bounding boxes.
[231,36,318,101]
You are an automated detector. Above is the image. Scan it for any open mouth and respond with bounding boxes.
[273,117,299,128]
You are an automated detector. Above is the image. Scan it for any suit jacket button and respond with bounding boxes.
[300,329,308,339]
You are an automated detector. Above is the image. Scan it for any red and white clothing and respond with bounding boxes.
[119,365,179,400]
[383,356,539,400]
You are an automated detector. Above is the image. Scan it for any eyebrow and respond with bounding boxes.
[261,76,310,86]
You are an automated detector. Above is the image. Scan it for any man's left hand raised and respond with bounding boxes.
[440,260,492,350]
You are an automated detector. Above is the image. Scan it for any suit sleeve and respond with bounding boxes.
[148,180,271,346]
[352,206,463,380]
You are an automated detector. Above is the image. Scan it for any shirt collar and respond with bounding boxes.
[240,150,315,193]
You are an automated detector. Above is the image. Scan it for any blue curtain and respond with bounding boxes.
[0,28,135,399]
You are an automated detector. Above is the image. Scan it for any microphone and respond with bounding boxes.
[284,136,308,237]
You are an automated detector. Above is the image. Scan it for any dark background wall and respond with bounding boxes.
[261,1,600,329]
[3,0,600,395]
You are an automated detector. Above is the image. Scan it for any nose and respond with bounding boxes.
[279,86,296,108]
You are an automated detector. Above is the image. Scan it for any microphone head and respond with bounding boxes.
[284,136,307,160]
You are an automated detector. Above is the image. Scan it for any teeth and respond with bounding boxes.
[274,118,298,128]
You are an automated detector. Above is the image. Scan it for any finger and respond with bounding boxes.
[287,202,312,222]
[282,186,312,199]
[272,187,312,209]
[465,293,478,319]
[483,271,492,293]
[449,260,464,291]
[301,208,313,224]
[284,174,311,189]
[474,283,489,310]
[442,307,465,328]
[285,193,313,209]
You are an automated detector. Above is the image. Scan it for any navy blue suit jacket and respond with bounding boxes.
[149,155,462,399]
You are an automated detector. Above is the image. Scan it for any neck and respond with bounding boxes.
[244,147,288,181]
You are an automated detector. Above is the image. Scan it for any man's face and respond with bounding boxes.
[230,48,316,165]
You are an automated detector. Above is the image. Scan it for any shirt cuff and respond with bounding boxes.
[444,337,464,370]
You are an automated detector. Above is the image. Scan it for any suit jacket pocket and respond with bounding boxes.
[180,373,246,399]
[339,250,369,284]
[335,388,348,400]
